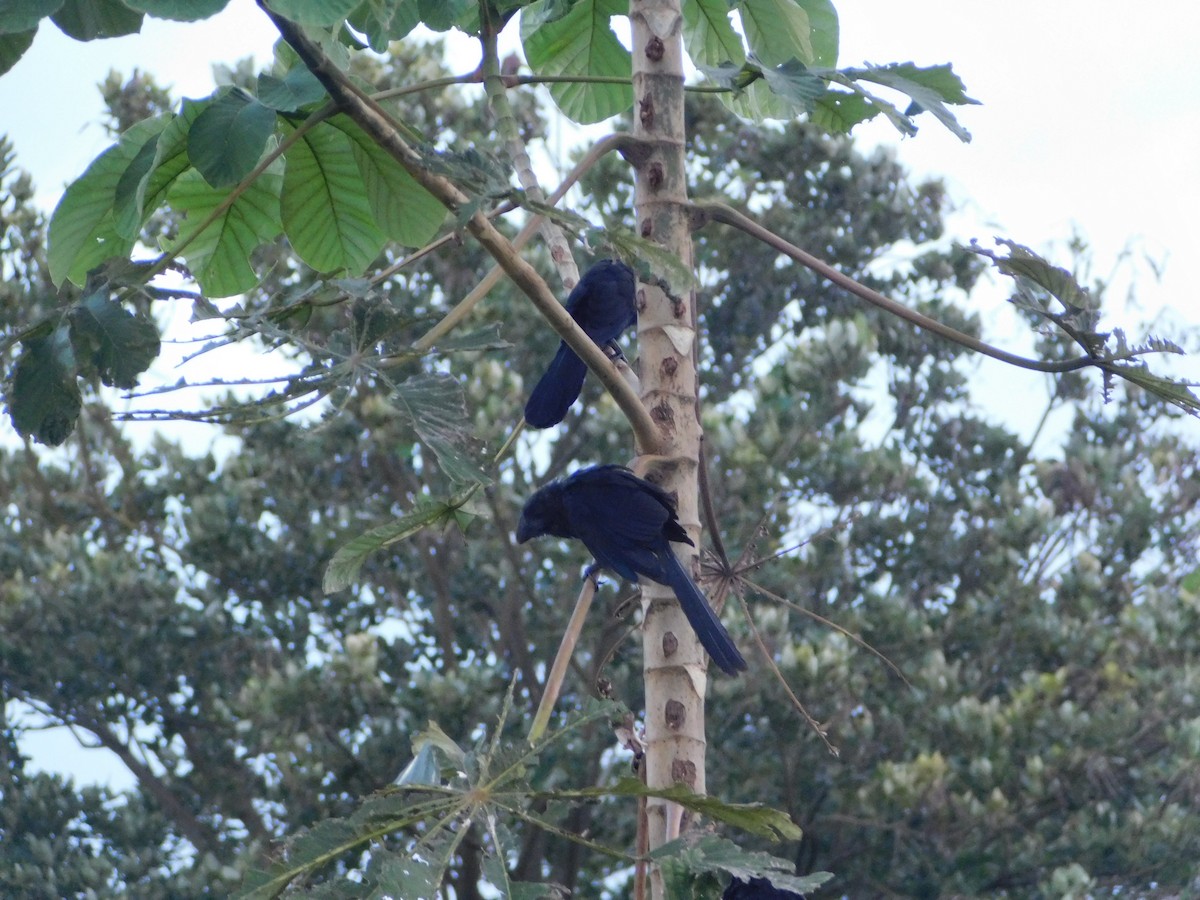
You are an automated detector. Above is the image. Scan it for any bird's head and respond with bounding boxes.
[516,481,568,543]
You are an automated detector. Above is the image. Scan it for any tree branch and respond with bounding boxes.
[693,201,1103,375]
[259,3,660,452]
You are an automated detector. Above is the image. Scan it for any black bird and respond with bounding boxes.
[523,259,637,428]
[516,465,747,675]
[722,876,804,899]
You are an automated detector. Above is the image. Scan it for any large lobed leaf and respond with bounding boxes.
[521,0,633,125]
[329,115,447,248]
[166,168,284,297]
[281,122,386,274]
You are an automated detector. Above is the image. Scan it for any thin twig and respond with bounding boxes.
[736,591,839,757]
[528,573,600,744]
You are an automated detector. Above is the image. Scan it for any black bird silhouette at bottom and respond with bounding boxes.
[516,465,747,675]
[722,876,805,899]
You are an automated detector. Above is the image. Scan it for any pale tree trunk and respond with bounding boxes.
[628,1,708,895]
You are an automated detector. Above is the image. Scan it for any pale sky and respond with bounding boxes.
[2,1,1198,787]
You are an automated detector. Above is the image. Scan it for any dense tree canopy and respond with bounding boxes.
[2,3,1199,898]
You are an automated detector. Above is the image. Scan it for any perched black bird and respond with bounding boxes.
[722,876,804,899]
[516,465,747,675]
[523,259,637,428]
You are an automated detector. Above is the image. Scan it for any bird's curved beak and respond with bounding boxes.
[515,514,535,544]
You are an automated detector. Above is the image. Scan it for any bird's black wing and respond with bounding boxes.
[559,467,747,674]
[560,466,669,581]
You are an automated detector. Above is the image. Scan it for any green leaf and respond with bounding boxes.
[973,238,1094,313]
[850,62,978,142]
[417,0,475,33]
[1109,362,1200,417]
[281,122,385,273]
[682,0,745,68]
[6,323,82,446]
[556,776,804,840]
[256,66,326,111]
[328,115,446,248]
[429,323,511,354]
[323,497,466,593]
[123,0,230,20]
[51,0,142,39]
[521,0,633,125]
[724,0,823,120]
[393,373,489,484]
[738,0,814,67]
[653,834,834,895]
[68,292,161,389]
[136,97,212,224]
[348,0,419,51]
[755,56,826,109]
[263,0,360,26]
[47,117,166,287]
[0,0,60,34]
[694,60,744,91]
[809,88,879,132]
[112,134,160,239]
[188,88,277,188]
[793,0,837,67]
[0,27,36,75]
[366,856,440,899]
[166,168,283,297]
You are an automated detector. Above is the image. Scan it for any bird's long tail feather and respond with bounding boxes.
[662,551,747,675]
[524,343,587,428]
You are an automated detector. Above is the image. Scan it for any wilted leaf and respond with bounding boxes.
[393,373,490,484]
[7,323,82,446]
[755,56,826,109]
[849,61,978,142]
[68,292,161,389]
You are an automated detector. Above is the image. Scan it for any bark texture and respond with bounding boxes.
[628,2,709,894]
